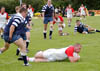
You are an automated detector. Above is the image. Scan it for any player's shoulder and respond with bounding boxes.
[68,45,75,49]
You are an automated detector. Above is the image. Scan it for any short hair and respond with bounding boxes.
[76,20,80,23]
[21,3,26,7]
[74,43,82,47]
[55,12,59,14]
[19,8,27,13]
[0,6,5,10]
[15,6,20,11]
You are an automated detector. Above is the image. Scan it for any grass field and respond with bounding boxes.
[0,16,100,71]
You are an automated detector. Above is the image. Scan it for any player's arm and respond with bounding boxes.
[68,56,80,63]
[9,25,15,40]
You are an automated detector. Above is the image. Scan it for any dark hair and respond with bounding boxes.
[76,20,80,23]
[19,8,27,13]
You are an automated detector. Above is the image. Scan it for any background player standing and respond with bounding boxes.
[42,0,54,39]
[65,4,74,27]
[0,7,9,37]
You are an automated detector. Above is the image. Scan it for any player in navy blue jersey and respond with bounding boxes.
[74,20,100,34]
[0,8,29,66]
[16,3,32,55]
[42,0,54,39]
[21,3,32,51]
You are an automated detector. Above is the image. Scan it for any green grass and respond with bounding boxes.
[0,16,100,71]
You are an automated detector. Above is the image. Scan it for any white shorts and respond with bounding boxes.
[43,49,57,61]
[0,23,6,29]
[81,11,86,16]
[62,23,66,28]
[67,14,73,19]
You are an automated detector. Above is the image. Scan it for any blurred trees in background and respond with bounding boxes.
[0,0,100,14]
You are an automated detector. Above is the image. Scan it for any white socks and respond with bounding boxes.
[28,57,35,62]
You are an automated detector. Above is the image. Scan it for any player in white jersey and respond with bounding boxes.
[0,7,9,36]
[18,43,81,63]
[28,4,34,17]
[53,12,69,36]
[79,4,86,20]
[65,4,74,27]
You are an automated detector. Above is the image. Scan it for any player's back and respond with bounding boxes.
[53,47,68,60]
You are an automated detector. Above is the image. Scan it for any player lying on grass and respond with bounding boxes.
[53,12,69,36]
[19,43,81,63]
[74,20,100,34]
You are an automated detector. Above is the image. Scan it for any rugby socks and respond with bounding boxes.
[20,52,29,66]
[49,30,53,39]
[27,57,35,62]
[43,31,47,39]
[68,21,71,27]
[0,50,2,54]
[96,30,100,32]
[16,48,20,56]
[26,40,30,49]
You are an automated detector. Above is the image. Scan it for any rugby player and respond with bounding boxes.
[74,20,100,34]
[53,12,69,36]
[65,4,74,27]
[23,43,82,63]
[0,7,9,37]
[42,0,54,39]
[79,4,86,20]
[0,8,29,66]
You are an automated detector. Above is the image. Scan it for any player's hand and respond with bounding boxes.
[9,36,12,41]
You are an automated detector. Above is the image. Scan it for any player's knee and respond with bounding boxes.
[50,24,53,31]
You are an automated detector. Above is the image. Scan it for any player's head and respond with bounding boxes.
[15,6,20,13]
[74,43,82,53]
[19,8,27,18]
[47,0,51,6]
[21,3,27,9]
[68,4,72,8]
[0,7,5,13]
[76,20,81,26]
[55,12,59,18]
[28,4,32,8]
[81,4,84,7]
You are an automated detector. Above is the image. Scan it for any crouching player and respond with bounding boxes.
[0,8,29,66]
[19,43,81,63]
[74,20,100,34]
[53,12,69,36]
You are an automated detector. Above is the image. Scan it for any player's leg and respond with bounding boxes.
[68,18,71,27]
[0,42,10,54]
[58,24,63,36]
[14,38,29,66]
[43,24,47,39]
[43,18,48,39]
[88,27,100,32]
[26,31,30,51]
[49,21,53,39]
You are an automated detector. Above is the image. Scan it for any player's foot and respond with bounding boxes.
[26,49,29,53]
[18,57,23,60]
[49,36,52,40]
[44,37,46,40]
[68,24,71,27]
[23,63,30,66]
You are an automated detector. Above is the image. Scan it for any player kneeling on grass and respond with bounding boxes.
[74,20,100,34]
[19,43,81,63]
[53,12,69,36]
